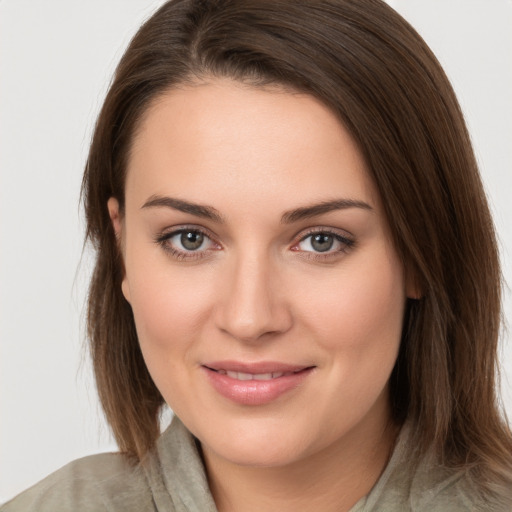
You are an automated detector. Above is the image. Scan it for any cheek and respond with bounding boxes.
[289,247,406,433]
[124,256,216,365]
[298,246,405,362]
[126,266,217,413]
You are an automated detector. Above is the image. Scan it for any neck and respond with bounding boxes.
[202,413,399,512]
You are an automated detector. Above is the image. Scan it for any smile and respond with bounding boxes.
[202,362,314,406]
[214,370,299,380]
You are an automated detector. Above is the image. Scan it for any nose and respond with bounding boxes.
[214,251,293,343]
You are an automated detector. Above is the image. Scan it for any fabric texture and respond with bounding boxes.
[0,416,501,511]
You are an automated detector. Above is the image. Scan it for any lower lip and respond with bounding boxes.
[202,367,314,406]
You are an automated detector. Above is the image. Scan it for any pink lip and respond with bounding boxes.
[204,360,309,374]
[202,361,314,406]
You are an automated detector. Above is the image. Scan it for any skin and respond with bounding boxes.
[109,78,416,512]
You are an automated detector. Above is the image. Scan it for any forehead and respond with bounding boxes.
[125,79,380,214]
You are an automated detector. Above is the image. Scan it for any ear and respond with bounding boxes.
[107,197,131,303]
[107,197,123,239]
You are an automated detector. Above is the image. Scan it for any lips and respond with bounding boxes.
[202,361,314,405]
[215,370,296,380]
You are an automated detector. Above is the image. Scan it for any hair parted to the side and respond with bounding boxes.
[82,0,512,501]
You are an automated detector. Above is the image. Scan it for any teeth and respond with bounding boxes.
[221,371,292,381]
[236,372,253,381]
[254,373,274,380]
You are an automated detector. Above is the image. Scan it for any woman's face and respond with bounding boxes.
[110,79,412,467]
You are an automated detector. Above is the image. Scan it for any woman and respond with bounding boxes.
[3,0,511,510]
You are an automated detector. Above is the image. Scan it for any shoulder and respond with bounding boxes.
[361,423,508,512]
[0,452,154,512]
[413,469,512,512]
[368,458,494,512]
[0,417,212,512]
[412,470,483,511]
[397,455,510,512]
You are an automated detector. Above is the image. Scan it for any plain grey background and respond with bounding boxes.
[1,0,511,503]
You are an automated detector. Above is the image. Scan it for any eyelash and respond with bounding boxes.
[154,226,220,261]
[291,228,355,261]
[154,226,355,262]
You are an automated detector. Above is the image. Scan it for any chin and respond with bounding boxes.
[193,413,321,468]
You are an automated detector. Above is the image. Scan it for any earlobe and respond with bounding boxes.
[107,197,123,239]
[107,197,131,303]
[406,285,422,301]
[121,278,131,304]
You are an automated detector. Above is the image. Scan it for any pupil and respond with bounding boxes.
[181,231,204,250]
[311,234,333,252]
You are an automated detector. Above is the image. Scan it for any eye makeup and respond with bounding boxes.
[154,224,355,263]
[154,225,221,261]
[291,227,355,262]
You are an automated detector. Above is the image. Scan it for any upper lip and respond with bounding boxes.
[203,360,313,374]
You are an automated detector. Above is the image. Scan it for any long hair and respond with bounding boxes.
[82,0,512,499]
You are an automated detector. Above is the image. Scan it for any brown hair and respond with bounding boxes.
[82,0,512,500]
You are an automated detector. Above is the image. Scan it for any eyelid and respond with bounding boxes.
[154,224,221,260]
[293,226,354,243]
[154,224,354,261]
[156,223,219,241]
[290,226,355,258]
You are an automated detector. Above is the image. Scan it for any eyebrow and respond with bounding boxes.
[281,199,373,223]
[141,195,372,224]
[141,195,224,223]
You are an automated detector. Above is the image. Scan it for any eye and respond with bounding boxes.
[173,230,207,251]
[293,229,354,257]
[155,227,220,259]
[301,233,336,252]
